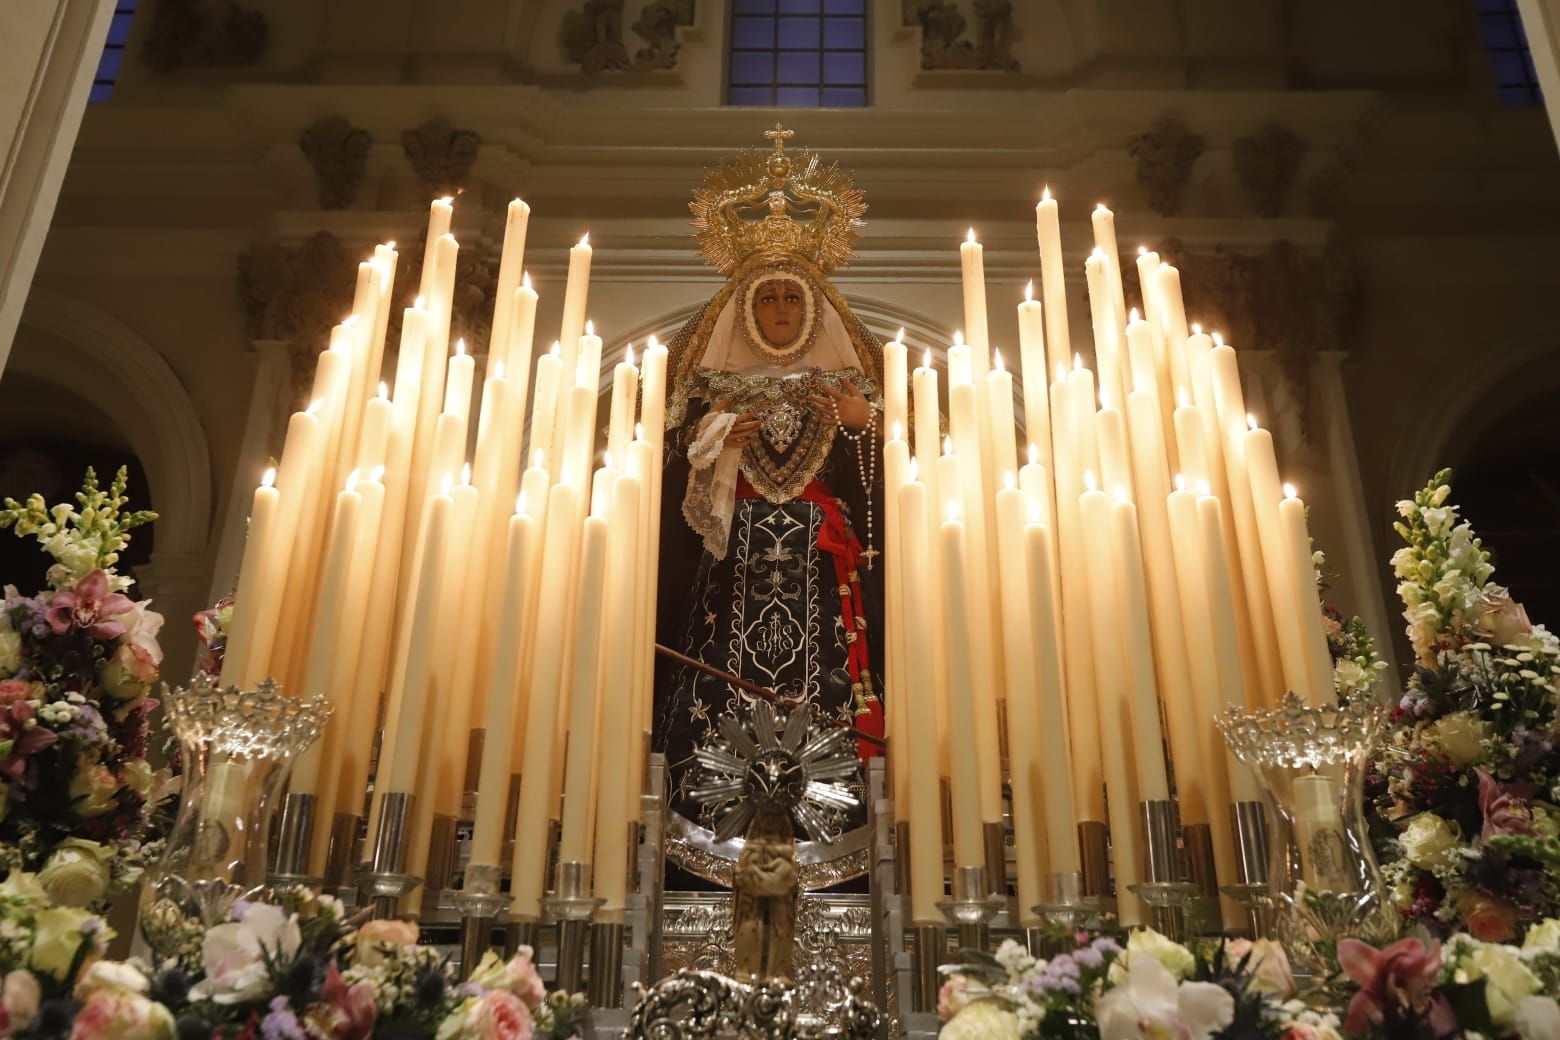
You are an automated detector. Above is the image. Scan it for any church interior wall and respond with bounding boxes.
[6,0,1558,677]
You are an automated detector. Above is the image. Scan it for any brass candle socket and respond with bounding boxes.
[543,860,604,996]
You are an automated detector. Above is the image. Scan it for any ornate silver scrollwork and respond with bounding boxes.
[628,965,880,1040]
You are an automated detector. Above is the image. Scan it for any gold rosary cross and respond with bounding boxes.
[765,123,794,154]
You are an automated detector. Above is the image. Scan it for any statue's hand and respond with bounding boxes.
[807,380,873,430]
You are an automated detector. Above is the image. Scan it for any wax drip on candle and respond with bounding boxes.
[1024,280,1034,302]
[1028,442,1039,466]
[261,466,277,488]
[378,382,389,400]
[461,463,472,486]
[1174,473,1187,492]
[1177,386,1190,408]
[1284,483,1298,500]
[1247,414,1260,432]
[1084,470,1098,492]
[994,349,1005,373]
[371,465,385,482]
[1195,478,1212,496]
[345,469,360,492]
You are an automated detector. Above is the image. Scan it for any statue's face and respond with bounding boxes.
[751,279,804,348]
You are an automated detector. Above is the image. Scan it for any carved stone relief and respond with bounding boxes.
[632,1,683,70]
[236,232,357,407]
[1233,123,1308,218]
[562,0,693,73]
[299,117,372,211]
[903,0,1019,71]
[141,0,267,73]
[1148,232,1361,439]
[381,233,499,361]
[1126,116,1205,217]
[402,118,482,198]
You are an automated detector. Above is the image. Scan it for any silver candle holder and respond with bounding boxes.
[911,923,946,1014]
[937,865,1004,952]
[1221,799,1273,938]
[455,863,510,980]
[269,791,321,888]
[543,860,604,995]
[357,791,421,919]
[1029,870,1092,956]
[1127,799,1196,941]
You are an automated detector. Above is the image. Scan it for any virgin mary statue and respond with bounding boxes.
[653,127,885,840]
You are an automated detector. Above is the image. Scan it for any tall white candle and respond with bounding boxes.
[557,513,608,869]
[898,479,946,924]
[558,234,592,388]
[1016,283,1053,475]
[1281,484,1336,705]
[884,334,909,441]
[1034,188,1072,379]
[487,198,532,369]
[939,510,987,868]
[959,229,990,371]
[1091,203,1128,331]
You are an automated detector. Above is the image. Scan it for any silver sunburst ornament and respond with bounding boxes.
[689,700,860,844]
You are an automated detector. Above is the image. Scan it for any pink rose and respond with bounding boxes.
[1457,892,1519,943]
[470,948,546,1010]
[937,975,972,1021]
[1478,589,1532,647]
[69,989,174,1040]
[2,970,41,1033]
[469,990,533,1040]
[100,644,158,702]
[353,918,420,967]
[0,680,32,706]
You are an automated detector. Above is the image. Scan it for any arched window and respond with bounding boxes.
[728,0,868,108]
[1475,0,1542,107]
[91,0,138,103]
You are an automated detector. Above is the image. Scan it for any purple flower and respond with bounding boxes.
[262,996,304,1040]
[1511,727,1553,774]
[1074,945,1103,969]
[46,570,134,640]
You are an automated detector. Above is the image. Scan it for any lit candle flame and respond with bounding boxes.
[1028,443,1039,466]
[522,271,532,291]
[1129,307,1140,322]
[635,422,645,441]
[1099,387,1110,409]
[1283,483,1298,500]
[892,420,903,441]
[896,327,906,343]
[516,490,528,513]
[1084,470,1097,492]
[414,295,426,309]
[923,349,933,369]
[533,450,545,468]
[585,320,594,337]
[378,382,389,399]
[1196,479,1212,496]
[604,451,613,470]
[550,341,561,357]
[307,398,324,415]
[625,342,635,366]
[1137,245,1147,256]
[437,196,453,206]
[1090,246,1105,259]
[579,233,590,246]
[1114,485,1128,503]
[455,338,466,357]
[261,467,277,488]
[953,330,965,347]
[1247,414,1259,431]
[461,463,472,485]
[966,228,977,244]
[1212,332,1224,347]
[1003,471,1016,491]
[1024,279,1034,302]
[943,435,954,456]
[342,314,358,327]
[495,360,506,380]
[1054,363,1067,383]
[908,457,919,480]
[1174,473,1186,492]
[648,334,660,350]
[384,240,396,250]
[1042,185,1052,202]
[1073,353,1083,371]
[1191,322,1202,335]
[1095,202,1109,213]
[1176,386,1189,408]
[345,469,360,492]
[371,465,385,481]
[994,349,1005,373]
[947,500,960,523]
[440,473,453,495]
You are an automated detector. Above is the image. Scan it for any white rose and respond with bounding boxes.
[38,839,113,907]
[190,904,301,1004]
[1515,996,1560,1040]
[1423,712,1491,766]
[1400,813,1461,871]
[942,999,1021,1040]
[1523,918,1560,954]
[0,631,20,675]
[1454,941,1542,1028]
[74,959,150,998]
[1110,928,1196,982]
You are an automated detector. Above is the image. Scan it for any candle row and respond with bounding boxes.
[881,197,1336,930]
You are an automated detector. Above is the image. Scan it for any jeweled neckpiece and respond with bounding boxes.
[690,123,868,277]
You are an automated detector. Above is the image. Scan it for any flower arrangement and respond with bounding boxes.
[0,467,173,907]
[939,922,1560,1040]
[1367,469,1560,940]
[0,875,588,1040]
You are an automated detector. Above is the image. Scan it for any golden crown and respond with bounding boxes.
[690,124,867,276]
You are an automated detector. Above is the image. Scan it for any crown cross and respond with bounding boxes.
[764,123,795,154]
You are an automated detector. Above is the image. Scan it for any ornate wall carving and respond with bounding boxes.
[1233,123,1308,218]
[1126,116,1205,217]
[402,118,482,198]
[298,117,371,211]
[561,0,693,73]
[236,232,357,407]
[632,1,683,70]
[904,0,1019,71]
[1143,232,1361,438]
[140,0,267,74]
[381,233,499,362]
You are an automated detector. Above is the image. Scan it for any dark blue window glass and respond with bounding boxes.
[726,0,868,106]
[90,0,137,103]
[1475,0,1542,107]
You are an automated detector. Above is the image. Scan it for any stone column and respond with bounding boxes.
[207,340,291,606]
[134,550,212,684]
[0,0,115,375]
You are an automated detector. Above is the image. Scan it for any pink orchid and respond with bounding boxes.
[1338,937,1457,1037]
[46,571,134,640]
[1477,769,1537,842]
[0,700,58,780]
[314,964,375,1040]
